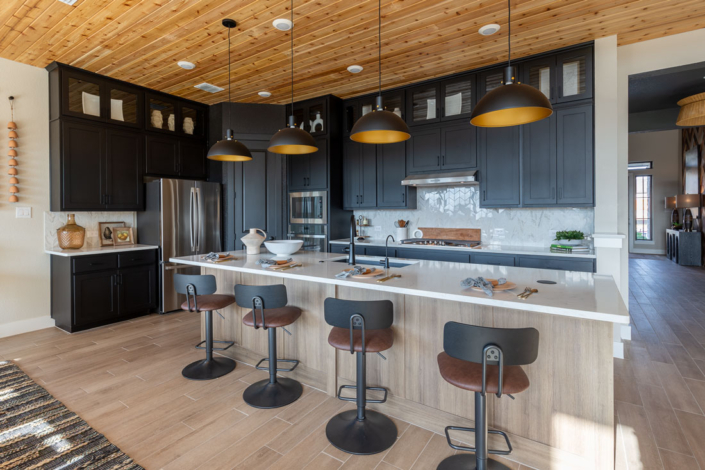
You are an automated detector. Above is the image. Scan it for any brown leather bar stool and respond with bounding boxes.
[324,298,397,455]
[235,284,303,409]
[175,274,236,380]
[437,322,539,470]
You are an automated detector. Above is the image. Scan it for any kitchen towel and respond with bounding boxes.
[336,266,365,278]
[461,276,507,297]
[257,257,293,268]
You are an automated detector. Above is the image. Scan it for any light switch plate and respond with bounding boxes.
[15,206,31,218]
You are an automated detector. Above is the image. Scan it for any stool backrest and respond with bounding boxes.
[174,274,217,296]
[234,284,288,310]
[324,298,393,330]
[443,322,539,366]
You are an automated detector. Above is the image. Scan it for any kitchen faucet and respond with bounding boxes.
[384,235,395,269]
[348,215,356,265]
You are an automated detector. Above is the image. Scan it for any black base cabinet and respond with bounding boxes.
[51,250,158,333]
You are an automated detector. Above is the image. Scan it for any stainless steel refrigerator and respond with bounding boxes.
[137,179,222,313]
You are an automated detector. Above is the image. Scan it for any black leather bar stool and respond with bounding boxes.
[324,298,397,455]
[235,284,303,409]
[436,322,539,470]
[175,274,236,380]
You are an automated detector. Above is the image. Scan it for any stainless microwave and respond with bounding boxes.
[289,191,327,224]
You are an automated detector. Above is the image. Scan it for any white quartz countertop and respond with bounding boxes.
[330,239,595,258]
[170,251,627,324]
[46,244,159,257]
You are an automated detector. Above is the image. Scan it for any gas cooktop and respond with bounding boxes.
[400,238,480,248]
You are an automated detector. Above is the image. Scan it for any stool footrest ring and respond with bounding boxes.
[444,426,512,455]
[195,339,234,352]
[255,357,299,372]
[336,384,388,404]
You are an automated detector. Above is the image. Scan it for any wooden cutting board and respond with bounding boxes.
[418,228,481,241]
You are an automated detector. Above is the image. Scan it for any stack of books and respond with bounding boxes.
[550,244,590,254]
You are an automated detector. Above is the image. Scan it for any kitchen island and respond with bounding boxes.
[170,250,628,470]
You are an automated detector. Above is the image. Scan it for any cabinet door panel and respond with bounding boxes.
[288,155,309,191]
[307,138,328,190]
[145,135,179,176]
[479,127,520,207]
[557,104,593,205]
[343,140,361,209]
[407,84,441,126]
[241,149,268,236]
[556,47,593,103]
[61,70,105,122]
[105,129,143,210]
[119,265,157,315]
[377,141,408,207]
[472,253,516,266]
[441,123,477,170]
[73,271,117,327]
[397,248,470,263]
[359,144,377,208]
[407,127,441,173]
[62,120,105,210]
[522,114,557,206]
[179,140,207,179]
[522,56,556,103]
[517,256,594,273]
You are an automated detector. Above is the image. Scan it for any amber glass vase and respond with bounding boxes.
[57,214,86,249]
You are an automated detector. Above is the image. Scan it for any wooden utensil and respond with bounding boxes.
[470,281,517,292]
[377,274,401,283]
[267,260,296,269]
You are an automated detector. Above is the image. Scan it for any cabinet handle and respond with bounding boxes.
[442,155,445,166]
[483,190,486,201]
[89,262,104,266]
[402,192,405,204]
[552,187,556,199]
[437,155,440,166]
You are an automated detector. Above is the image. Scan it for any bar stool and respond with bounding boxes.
[436,322,539,470]
[175,274,236,381]
[235,284,303,409]
[324,298,397,455]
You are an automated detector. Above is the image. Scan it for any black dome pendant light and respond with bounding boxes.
[350,0,410,144]
[470,0,553,127]
[207,19,252,162]
[268,0,318,155]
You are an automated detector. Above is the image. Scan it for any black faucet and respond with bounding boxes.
[384,235,395,269]
[348,215,356,265]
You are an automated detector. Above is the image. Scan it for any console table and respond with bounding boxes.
[666,229,702,266]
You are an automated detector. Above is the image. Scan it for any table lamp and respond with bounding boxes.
[676,194,702,232]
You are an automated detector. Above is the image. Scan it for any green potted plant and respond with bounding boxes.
[554,230,585,246]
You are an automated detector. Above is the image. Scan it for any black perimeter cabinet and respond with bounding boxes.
[48,62,210,212]
[51,250,158,333]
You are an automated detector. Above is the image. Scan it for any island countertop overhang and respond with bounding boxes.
[169,251,629,325]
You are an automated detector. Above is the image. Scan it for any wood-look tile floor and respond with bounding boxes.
[616,255,705,470]
[4,254,703,469]
[0,311,528,470]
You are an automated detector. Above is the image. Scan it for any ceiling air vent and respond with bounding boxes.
[57,0,78,5]
[194,83,224,93]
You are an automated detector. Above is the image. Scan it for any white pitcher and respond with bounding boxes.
[241,228,267,255]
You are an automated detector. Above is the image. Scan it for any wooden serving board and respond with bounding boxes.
[265,260,296,269]
[344,267,385,278]
[418,227,481,241]
[471,281,517,292]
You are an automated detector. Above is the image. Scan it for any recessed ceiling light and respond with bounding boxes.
[258,91,272,98]
[479,24,501,36]
[57,0,78,5]
[177,61,196,70]
[273,18,293,31]
[347,65,364,74]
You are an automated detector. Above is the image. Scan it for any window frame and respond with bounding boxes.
[634,174,653,242]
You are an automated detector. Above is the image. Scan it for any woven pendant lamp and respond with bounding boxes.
[677,92,705,127]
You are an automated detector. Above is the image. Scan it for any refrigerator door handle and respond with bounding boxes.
[189,187,195,251]
[195,187,201,252]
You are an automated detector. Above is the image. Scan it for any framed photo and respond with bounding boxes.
[99,221,126,247]
[112,227,135,246]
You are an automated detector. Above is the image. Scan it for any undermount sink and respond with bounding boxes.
[332,256,418,269]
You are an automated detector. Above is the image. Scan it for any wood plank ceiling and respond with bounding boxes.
[1,0,704,105]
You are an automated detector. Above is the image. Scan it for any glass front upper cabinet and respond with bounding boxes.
[360,91,405,123]
[407,84,440,126]
[307,101,327,136]
[107,85,142,127]
[180,104,205,137]
[522,57,555,102]
[478,68,505,99]
[556,47,593,102]
[146,95,177,133]
[62,70,104,122]
[441,76,474,120]
[343,100,359,135]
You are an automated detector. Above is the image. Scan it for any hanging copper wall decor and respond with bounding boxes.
[7,96,18,203]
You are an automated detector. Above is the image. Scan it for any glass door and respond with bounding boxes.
[107,84,142,128]
[180,104,205,138]
[307,100,327,136]
[146,94,178,134]
[441,75,474,121]
[522,57,555,103]
[478,68,505,99]
[62,69,105,122]
[556,47,593,102]
[343,99,359,135]
[406,83,440,126]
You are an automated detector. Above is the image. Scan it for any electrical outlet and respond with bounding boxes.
[374,225,382,232]
[15,206,31,218]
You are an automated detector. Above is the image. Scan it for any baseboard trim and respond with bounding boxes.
[614,341,624,359]
[0,316,57,339]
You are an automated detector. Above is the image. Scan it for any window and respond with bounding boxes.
[629,161,652,171]
[635,175,652,241]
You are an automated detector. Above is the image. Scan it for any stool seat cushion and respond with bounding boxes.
[182,294,236,312]
[437,352,530,394]
[328,327,394,353]
[243,306,302,328]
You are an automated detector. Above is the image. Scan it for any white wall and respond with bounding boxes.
[0,57,53,334]
[628,130,681,254]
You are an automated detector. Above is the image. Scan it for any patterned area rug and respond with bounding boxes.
[0,361,143,469]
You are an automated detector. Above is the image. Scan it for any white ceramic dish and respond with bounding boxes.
[264,240,303,258]
[556,239,582,246]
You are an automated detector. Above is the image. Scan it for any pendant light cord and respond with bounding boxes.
[378,0,382,98]
[228,24,232,133]
[291,0,295,113]
[507,0,511,67]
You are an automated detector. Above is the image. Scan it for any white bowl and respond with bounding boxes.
[264,240,303,257]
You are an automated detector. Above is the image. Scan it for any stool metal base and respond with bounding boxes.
[182,357,236,381]
[243,377,303,409]
[326,409,397,455]
[437,454,512,470]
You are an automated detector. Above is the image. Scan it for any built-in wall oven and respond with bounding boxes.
[289,191,327,225]
[288,224,327,253]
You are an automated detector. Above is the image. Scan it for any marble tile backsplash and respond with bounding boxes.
[44,211,137,250]
[354,186,594,247]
